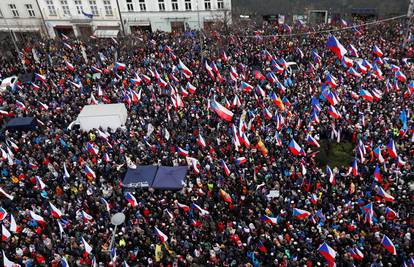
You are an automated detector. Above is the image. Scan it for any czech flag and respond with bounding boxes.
[63,42,73,50]
[348,247,364,260]
[91,66,102,73]
[322,90,338,106]
[84,165,96,179]
[348,67,361,78]
[257,241,267,253]
[2,251,17,267]
[307,134,320,147]
[176,202,190,212]
[30,211,46,226]
[348,44,359,57]
[327,36,347,59]
[210,98,234,122]
[178,59,192,76]
[328,105,341,119]
[235,157,247,165]
[373,45,383,57]
[35,176,46,190]
[373,164,382,183]
[220,160,231,176]
[355,61,367,73]
[288,139,304,156]
[240,81,254,92]
[386,139,397,158]
[318,242,337,263]
[372,64,383,79]
[352,159,358,176]
[187,82,196,94]
[293,208,311,219]
[141,74,151,83]
[154,226,168,243]
[16,100,26,110]
[87,142,99,155]
[396,70,407,82]
[197,134,206,148]
[362,59,373,70]
[253,70,265,81]
[205,61,215,80]
[260,215,279,225]
[2,225,11,241]
[124,192,138,207]
[49,202,63,218]
[373,146,385,163]
[176,146,189,157]
[310,193,318,204]
[266,72,278,83]
[82,210,93,221]
[326,166,335,184]
[377,186,395,202]
[0,207,7,221]
[65,61,75,71]
[114,62,126,71]
[342,56,354,68]
[381,235,397,255]
[192,203,210,216]
[385,207,397,220]
[35,73,46,82]
[325,74,338,88]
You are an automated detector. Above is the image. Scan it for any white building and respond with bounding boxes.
[0,1,44,40]
[119,0,232,33]
[37,0,121,38]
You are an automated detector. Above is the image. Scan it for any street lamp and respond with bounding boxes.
[108,212,126,252]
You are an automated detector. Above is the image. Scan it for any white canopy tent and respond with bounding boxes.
[77,104,127,131]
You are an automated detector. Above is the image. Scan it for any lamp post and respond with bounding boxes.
[196,0,204,61]
[108,212,126,252]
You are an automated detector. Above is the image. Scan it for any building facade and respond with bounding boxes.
[118,0,231,34]
[232,0,409,24]
[37,0,122,38]
[0,1,44,41]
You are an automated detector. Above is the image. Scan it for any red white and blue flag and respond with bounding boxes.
[124,192,138,207]
[381,235,397,255]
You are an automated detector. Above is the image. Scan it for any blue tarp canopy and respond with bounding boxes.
[151,166,187,190]
[122,165,187,190]
[122,165,158,188]
[5,117,37,131]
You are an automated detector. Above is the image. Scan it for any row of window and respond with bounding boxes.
[0,0,225,19]
[127,0,225,12]
[0,4,36,18]
[46,0,113,17]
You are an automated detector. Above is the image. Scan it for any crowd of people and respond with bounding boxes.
[0,17,412,267]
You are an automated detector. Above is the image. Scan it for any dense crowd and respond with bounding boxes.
[0,18,412,267]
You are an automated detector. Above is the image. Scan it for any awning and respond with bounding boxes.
[94,29,119,38]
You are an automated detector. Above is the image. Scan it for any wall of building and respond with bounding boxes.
[232,0,409,20]
[38,0,121,38]
[119,0,231,33]
[0,1,43,36]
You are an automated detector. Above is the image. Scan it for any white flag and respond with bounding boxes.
[63,163,70,178]
[57,220,65,239]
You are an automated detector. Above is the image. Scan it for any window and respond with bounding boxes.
[217,0,224,9]
[126,0,133,11]
[46,0,57,16]
[26,4,36,17]
[204,0,211,10]
[171,0,178,11]
[158,0,165,11]
[185,0,191,11]
[139,0,146,11]
[74,0,83,14]
[89,0,98,15]
[9,4,19,17]
[103,0,113,16]
[61,0,70,15]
